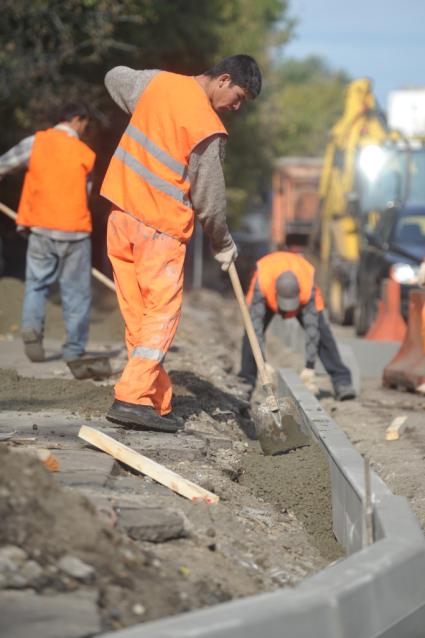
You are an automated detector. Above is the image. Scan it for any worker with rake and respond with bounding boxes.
[101,55,262,432]
[0,103,95,364]
[239,251,356,401]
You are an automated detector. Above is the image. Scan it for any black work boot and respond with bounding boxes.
[334,384,356,401]
[21,328,45,362]
[106,399,184,432]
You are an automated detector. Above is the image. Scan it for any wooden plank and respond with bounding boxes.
[78,425,219,504]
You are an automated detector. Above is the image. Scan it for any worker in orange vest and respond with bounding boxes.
[101,55,262,432]
[239,251,356,401]
[0,103,96,363]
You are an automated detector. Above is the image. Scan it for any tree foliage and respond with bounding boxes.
[0,1,290,141]
[266,56,350,158]
[0,2,349,228]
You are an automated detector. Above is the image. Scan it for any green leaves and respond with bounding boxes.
[0,1,349,230]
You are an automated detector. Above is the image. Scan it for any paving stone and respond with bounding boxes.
[55,449,115,488]
[105,474,173,498]
[0,412,116,447]
[120,430,206,462]
[0,589,101,638]
[118,505,187,542]
[0,546,43,590]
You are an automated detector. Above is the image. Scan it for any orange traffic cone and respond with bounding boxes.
[365,278,406,341]
[383,289,425,391]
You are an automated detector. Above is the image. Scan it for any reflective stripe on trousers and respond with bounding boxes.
[132,345,166,363]
[107,210,186,414]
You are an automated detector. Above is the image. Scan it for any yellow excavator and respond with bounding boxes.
[309,78,412,325]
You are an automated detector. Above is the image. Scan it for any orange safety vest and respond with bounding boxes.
[17,128,95,233]
[247,251,325,315]
[101,71,228,242]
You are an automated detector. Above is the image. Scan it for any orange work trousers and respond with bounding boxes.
[107,210,186,415]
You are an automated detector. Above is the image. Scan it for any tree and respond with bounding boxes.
[1,3,351,229]
[0,0,294,228]
[266,56,350,158]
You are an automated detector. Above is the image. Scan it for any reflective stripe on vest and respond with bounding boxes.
[125,124,187,180]
[114,146,192,209]
[132,345,166,363]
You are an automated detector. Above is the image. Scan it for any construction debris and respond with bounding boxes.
[385,415,408,441]
[12,446,60,472]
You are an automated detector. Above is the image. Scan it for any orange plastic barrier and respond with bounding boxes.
[365,278,406,342]
[383,289,425,391]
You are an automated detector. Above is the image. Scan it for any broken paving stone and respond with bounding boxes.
[58,555,95,582]
[194,433,233,451]
[12,560,43,588]
[120,506,188,542]
[0,546,43,589]
[0,545,27,567]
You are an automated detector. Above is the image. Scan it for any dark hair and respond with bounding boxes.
[57,102,90,123]
[204,54,262,99]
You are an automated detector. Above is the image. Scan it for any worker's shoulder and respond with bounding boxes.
[58,130,96,161]
[78,138,96,160]
[105,66,159,85]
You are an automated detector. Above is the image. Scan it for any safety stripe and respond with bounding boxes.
[126,124,187,180]
[132,345,166,363]
[114,147,192,209]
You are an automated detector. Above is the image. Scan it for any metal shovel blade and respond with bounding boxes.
[255,397,311,456]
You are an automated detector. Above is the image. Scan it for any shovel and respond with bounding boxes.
[228,262,309,455]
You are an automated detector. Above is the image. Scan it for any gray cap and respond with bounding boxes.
[276,271,300,312]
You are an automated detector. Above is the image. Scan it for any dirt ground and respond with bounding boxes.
[0,276,341,636]
[1,273,424,635]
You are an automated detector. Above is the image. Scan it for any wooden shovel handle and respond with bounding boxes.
[0,200,115,292]
[228,262,272,388]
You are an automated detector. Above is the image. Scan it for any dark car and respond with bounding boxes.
[354,204,425,335]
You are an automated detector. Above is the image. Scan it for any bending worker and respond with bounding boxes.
[239,251,356,401]
[101,55,262,432]
[0,103,95,363]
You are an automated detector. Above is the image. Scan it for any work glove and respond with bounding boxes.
[418,262,425,288]
[300,367,319,395]
[213,239,238,272]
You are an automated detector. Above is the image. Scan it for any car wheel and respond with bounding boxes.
[354,294,370,335]
[354,287,377,336]
[328,272,354,325]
